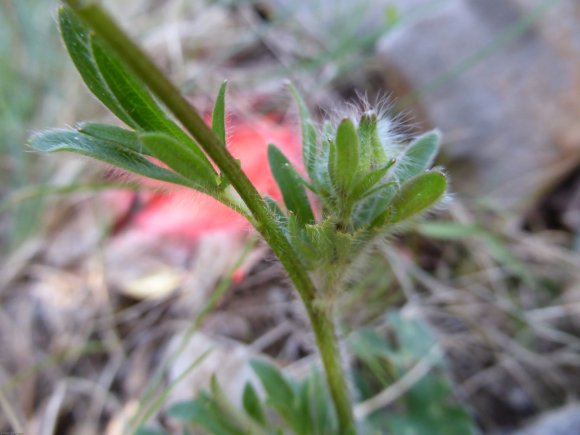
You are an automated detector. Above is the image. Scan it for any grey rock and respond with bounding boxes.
[511,404,580,435]
[378,0,580,209]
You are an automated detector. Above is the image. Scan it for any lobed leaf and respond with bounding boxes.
[139,132,218,191]
[58,7,136,128]
[60,7,216,179]
[268,144,315,226]
[29,128,190,187]
[77,122,148,155]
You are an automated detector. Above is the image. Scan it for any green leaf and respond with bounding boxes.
[357,112,387,167]
[139,132,218,191]
[60,7,216,179]
[250,359,296,422]
[242,383,266,425]
[168,396,242,435]
[355,182,398,228]
[388,171,447,224]
[296,378,313,434]
[90,37,177,134]
[268,144,315,225]
[333,118,360,192]
[58,7,136,128]
[395,130,441,182]
[264,196,287,226]
[77,122,149,155]
[30,129,190,187]
[350,159,395,201]
[307,367,337,435]
[89,35,216,174]
[168,400,204,421]
[209,376,267,435]
[90,35,170,131]
[287,217,320,268]
[288,83,318,181]
[212,81,227,145]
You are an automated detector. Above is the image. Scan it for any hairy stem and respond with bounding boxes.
[60,1,357,432]
[308,304,356,433]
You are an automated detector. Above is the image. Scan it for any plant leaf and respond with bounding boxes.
[288,83,318,181]
[388,171,447,224]
[250,359,296,422]
[168,396,242,435]
[60,7,216,179]
[394,130,441,182]
[357,111,388,167]
[268,144,315,225]
[333,118,360,193]
[350,159,395,201]
[242,383,266,425]
[139,132,218,191]
[30,128,190,187]
[264,196,287,226]
[77,122,149,155]
[212,81,227,145]
[90,37,186,138]
[355,182,398,229]
[209,376,267,435]
[58,7,136,128]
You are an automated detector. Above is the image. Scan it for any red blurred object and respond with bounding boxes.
[108,116,301,241]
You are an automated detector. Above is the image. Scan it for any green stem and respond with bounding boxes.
[60,1,316,304]
[308,304,356,433]
[61,1,357,432]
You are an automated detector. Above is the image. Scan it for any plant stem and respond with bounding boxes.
[61,1,357,432]
[59,0,316,303]
[308,304,356,433]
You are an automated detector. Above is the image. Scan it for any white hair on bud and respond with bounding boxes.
[321,91,417,165]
